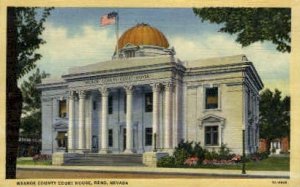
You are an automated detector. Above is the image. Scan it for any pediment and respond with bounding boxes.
[200,114,225,123]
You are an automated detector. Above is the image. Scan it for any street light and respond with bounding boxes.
[153,133,157,152]
[242,129,246,174]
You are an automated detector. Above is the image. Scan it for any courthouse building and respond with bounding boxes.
[39,23,263,157]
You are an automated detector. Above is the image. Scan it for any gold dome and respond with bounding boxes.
[118,23,169,50]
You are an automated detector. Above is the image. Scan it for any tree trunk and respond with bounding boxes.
[6,7,23,179]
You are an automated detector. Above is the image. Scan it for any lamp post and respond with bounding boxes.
[153,133,157,152]
[242,129,246,174]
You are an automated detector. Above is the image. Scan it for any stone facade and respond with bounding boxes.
[38,24,263,159]
[39,54,263,156]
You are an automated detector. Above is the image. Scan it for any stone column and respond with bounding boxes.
[68,91,75,152]
[78,90,86,152]
[164,82,173,150]
[99,87,109,154]
[124,85,134,153]
[151,83,161,151]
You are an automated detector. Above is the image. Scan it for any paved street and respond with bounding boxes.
[16,165,289,179]
[17,169,232,179]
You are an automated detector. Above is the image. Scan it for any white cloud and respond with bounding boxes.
[37,23,116,77]
[170,34,290,95]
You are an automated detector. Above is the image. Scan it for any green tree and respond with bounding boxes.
[259,89,290,152]
[20,68,49,139]
[6,7,52,179]
[193,8,291,53]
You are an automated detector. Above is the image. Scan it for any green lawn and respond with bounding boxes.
[17,159,52,166]
[197,157,289,171]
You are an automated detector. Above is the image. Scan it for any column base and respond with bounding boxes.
[162,148,174,155]
[123,149,134,154]
[98,148,109,154]
[73,149,88,154]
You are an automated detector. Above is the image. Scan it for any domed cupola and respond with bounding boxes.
[113,23,175,59]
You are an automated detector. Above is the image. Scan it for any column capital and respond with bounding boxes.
[68,90,75,99]
[77,90,86,99]
[124,85,134,95]
[163,81,174,91]
[150,83,161,92]
[99,86,109,97]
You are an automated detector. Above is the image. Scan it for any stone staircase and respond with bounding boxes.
[63,153,144,166]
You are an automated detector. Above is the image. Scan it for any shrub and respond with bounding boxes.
[32,154,51,162]
[247,152,269,162]
[157,156,175,167]
[218,144,232,160]
[204,150,219,160]
[174,148,190,167]
[193,142,207,163]
[184,157,199,166]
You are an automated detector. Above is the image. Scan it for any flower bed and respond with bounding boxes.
[158,140,269,168]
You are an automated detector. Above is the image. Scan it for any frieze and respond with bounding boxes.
[84,74,150,85]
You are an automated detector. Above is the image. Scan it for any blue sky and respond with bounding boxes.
[33,8,290,96]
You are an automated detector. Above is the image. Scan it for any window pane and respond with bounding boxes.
[145,128,152,146]
[205,132,211,145]
[213,131,218,145]
[59,100,67,118]
[205,87,218,109]
[108,95,113,114]
[205,126,218,146]
[108,129,113,147]
[93,101,97,110]
[124,94,126,113]
[56,131,67,147]
[145,93,153,112]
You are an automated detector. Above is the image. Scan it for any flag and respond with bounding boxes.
[100,12,118,26]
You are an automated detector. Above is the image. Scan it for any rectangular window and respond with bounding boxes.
[205,87,218,109]
[56,131,67,148]
[145,93,153,112]
[145,128,153,146]
[108,95,113,114]
[108,129,113,147]
[124,94,126,113]
[93,101,97,110]
[59,100,67,118]
[205,126,219,146]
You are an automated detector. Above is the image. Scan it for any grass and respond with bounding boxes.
[195,157,289,171]
[17,159,52,166]
[158,157,289,171]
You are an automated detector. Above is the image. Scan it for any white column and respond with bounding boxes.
[85,95,92,151]
[78,90,86,151]
[99,87,109,154]
[151,83,161,151]
[52,98,59,152]
[164,82,173,150]
[68,91,75,152]
[124,85,134,153]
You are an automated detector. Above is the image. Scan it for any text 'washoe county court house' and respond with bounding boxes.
[38,23,263,164]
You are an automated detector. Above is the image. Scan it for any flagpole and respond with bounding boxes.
[115,10,119,59]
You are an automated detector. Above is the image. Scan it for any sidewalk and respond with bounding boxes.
[17,165,289,178]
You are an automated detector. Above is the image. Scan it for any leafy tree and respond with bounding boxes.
[6,7,52,179]
[193,8,291,53]
[21,68,49,114]
[20,68,49,139]
[259,89,290,152]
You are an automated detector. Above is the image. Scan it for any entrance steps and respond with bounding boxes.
[63,153,144,166]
